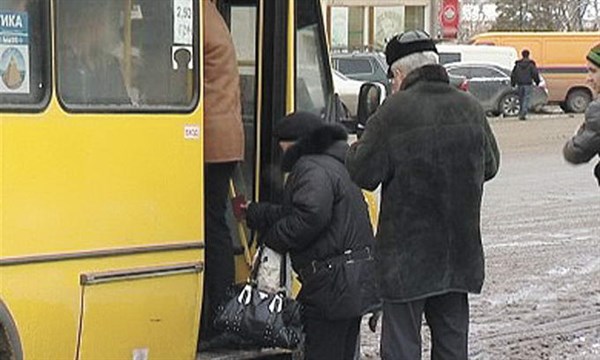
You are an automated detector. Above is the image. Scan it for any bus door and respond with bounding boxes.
[214,0,335,283]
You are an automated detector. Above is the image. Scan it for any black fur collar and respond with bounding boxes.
[281,124,348,172]
[400,64,450,91]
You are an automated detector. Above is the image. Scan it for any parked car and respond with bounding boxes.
[332,51,469,95]
[331,52,391,94]
[332,69,364,116]
[444,62,549,117]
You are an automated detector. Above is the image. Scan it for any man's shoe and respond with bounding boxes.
[519,116,526,121]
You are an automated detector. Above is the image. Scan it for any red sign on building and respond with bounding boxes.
[440,0,459,39]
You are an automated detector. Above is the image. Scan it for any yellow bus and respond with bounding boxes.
[0,0,339,359]
[470,31,600,113]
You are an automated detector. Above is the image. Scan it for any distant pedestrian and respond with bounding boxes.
[346,30,500,360]
[563,43,600,186]
[511,49,541,120]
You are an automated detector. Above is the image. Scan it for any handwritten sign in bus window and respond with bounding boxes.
[173,0,193,45]
[0,11,29,93]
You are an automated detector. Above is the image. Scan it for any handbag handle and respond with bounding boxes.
[279,252,287,291]
[248,244,265,284]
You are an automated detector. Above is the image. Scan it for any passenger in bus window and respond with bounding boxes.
[110,42,144,106]
[198,0,245,350]
[58,0,129,105]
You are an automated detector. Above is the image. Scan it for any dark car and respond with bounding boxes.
[332,51,468,94]
[444,62,549,117]
[331,52,391,94]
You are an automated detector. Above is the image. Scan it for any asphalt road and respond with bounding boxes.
[359,112,600,359]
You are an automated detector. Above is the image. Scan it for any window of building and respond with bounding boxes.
[405,6,425,32]
[56,0,199,112]
[347,7,364,51]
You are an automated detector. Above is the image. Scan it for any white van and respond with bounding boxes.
[437,44,518,70]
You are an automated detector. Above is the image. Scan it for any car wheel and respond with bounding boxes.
[565,90,591,113]
[499,93,520,117]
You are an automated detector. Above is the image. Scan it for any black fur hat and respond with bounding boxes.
[273,111,323,141]
[385,30,438,77]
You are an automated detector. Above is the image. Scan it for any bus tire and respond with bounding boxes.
[565,89,592,113]
[0,301,22,360]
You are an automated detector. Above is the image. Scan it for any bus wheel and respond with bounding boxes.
[0,323,16,360]
[0,302,22,360]
[565,90,591,113]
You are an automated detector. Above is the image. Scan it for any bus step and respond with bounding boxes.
[198,348,295,360]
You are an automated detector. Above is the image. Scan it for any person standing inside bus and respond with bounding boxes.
[511,49,540,121]
[563,44,600,186]
[346,30,499,360]
[199,0,245,348]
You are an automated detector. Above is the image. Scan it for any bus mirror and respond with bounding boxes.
[356,83,385,137]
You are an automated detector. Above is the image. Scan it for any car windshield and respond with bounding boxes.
[332,68,351,81]
[374,52,388,71]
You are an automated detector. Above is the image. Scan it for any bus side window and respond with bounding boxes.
[56,0,198,111]
[0,0,50,110]
[57,0,129,106]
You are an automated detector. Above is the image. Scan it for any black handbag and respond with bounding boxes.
[214,246,304,349]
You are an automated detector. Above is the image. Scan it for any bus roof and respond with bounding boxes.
[471,31,600,44]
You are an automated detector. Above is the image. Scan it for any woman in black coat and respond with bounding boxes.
[245,112,378,360]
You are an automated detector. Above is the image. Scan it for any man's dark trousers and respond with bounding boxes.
[517,84,533,120]
[200,162,236,340]
[381,292,469,360]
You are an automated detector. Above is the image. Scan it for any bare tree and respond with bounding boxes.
[459,0,496,42]
[492,0,596,31]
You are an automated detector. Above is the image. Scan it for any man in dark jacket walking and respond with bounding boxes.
[346,30,500,360]
[245,112,377,360]
[511,49,541,120]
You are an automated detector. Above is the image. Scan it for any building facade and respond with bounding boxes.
[322,0,440,51]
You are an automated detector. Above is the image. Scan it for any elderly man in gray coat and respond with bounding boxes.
[346,30,500,359]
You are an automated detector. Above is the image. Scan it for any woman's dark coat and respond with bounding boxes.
[246,125,377,319]
[346,64,500,303]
